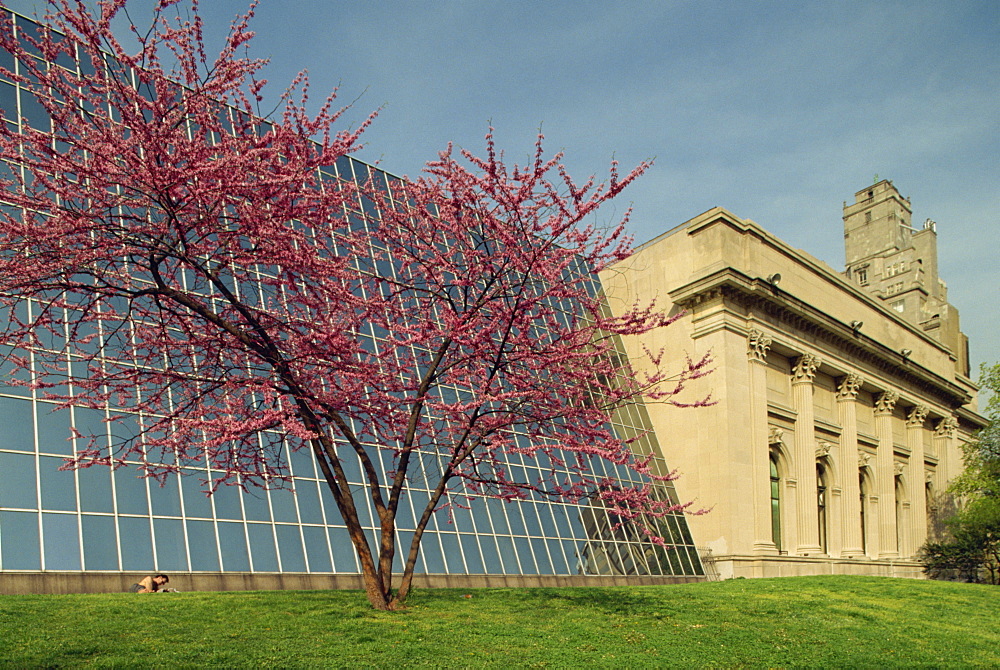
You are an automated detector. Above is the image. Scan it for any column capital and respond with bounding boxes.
[906,405,929,428]
[935,415,958,438]
[747,328,772,364]
[874,390,899,416]
[791,354,820,384]
[836,373,864,401]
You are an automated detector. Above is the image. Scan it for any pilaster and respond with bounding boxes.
[748,329,778,554]
[791,354,822,555]
[874,390,899,559]
[933,416,958,485]
[837,373,865,557]
[905,405,929,556]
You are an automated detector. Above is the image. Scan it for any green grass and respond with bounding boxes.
[1,575,997,668]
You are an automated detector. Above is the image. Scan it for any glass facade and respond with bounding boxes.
[0,9,703,581]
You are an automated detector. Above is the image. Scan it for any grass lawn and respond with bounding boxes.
[1,575,997,667]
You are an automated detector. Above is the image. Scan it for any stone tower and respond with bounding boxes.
[843,180,969,377]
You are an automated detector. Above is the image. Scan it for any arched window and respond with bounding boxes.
[770,454,781,551]
[817,462,828,554]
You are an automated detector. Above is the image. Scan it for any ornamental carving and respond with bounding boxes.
[935,416,957,438]
[858,452,873,468]
[791,354,820,384]
[816,442,832,459]
[768,426,784,446]
[906,405,929,428]
[874,390,899,416]
[836,373,863,401]
[925,469,934,484]
[747,328,772,363]
[894,461,905,476]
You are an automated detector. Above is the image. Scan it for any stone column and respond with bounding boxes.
[747,329,778,554]
[874,390,899,559]
[905,405,929,557]
[837,373,865,557]
[791,354,822,555]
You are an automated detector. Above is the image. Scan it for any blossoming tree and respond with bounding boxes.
[0,0,711,610]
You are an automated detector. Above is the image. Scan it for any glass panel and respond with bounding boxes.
[438,533,463,573]
[211,480,243,520]
[180,470,213,519]
[485,498,510,534]
[302,525,332,572]
[78,465,114,513]
[42,513,80,570]
[275,524,306,572]
[548,538,570,573]
[494,536,515,573]
[329,526,357,572]
[185,520,219,571]
[270,486,298,523]
[149,474,182,517]
[420,533,445,573]
[118,517,154,571]
[287,445,315,478]
[114,467,149,515]
[0,451,37,508]
[36,404,73,455]
[0,395,34,449]
[459,534,485,574]
[295,482,324,524]
[0,511,40,569]
[529,537,554,574]
[39,456,77,511]
[153,518,188,571]
[247,524,278,572]
[242,489,271,522]
[217,522,249,571]
[513,536,536,574]
[82,514,118,570]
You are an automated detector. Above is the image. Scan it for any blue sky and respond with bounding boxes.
[8,0,1000,381]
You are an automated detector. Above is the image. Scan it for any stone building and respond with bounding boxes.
[600,182,985,579]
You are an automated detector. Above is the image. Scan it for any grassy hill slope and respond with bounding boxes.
[1,575,997,667]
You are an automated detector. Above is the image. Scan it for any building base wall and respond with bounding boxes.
[0,571,704,595]
[704,554,925,580]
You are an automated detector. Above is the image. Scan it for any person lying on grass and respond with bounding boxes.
[129,574,170,593]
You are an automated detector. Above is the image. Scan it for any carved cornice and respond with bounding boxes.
[666,267,974,409]
[836,373,863,401]
[874,390,899,416]
[791,354,820,385]
[747,328,772,364]
[906,405,929,428]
